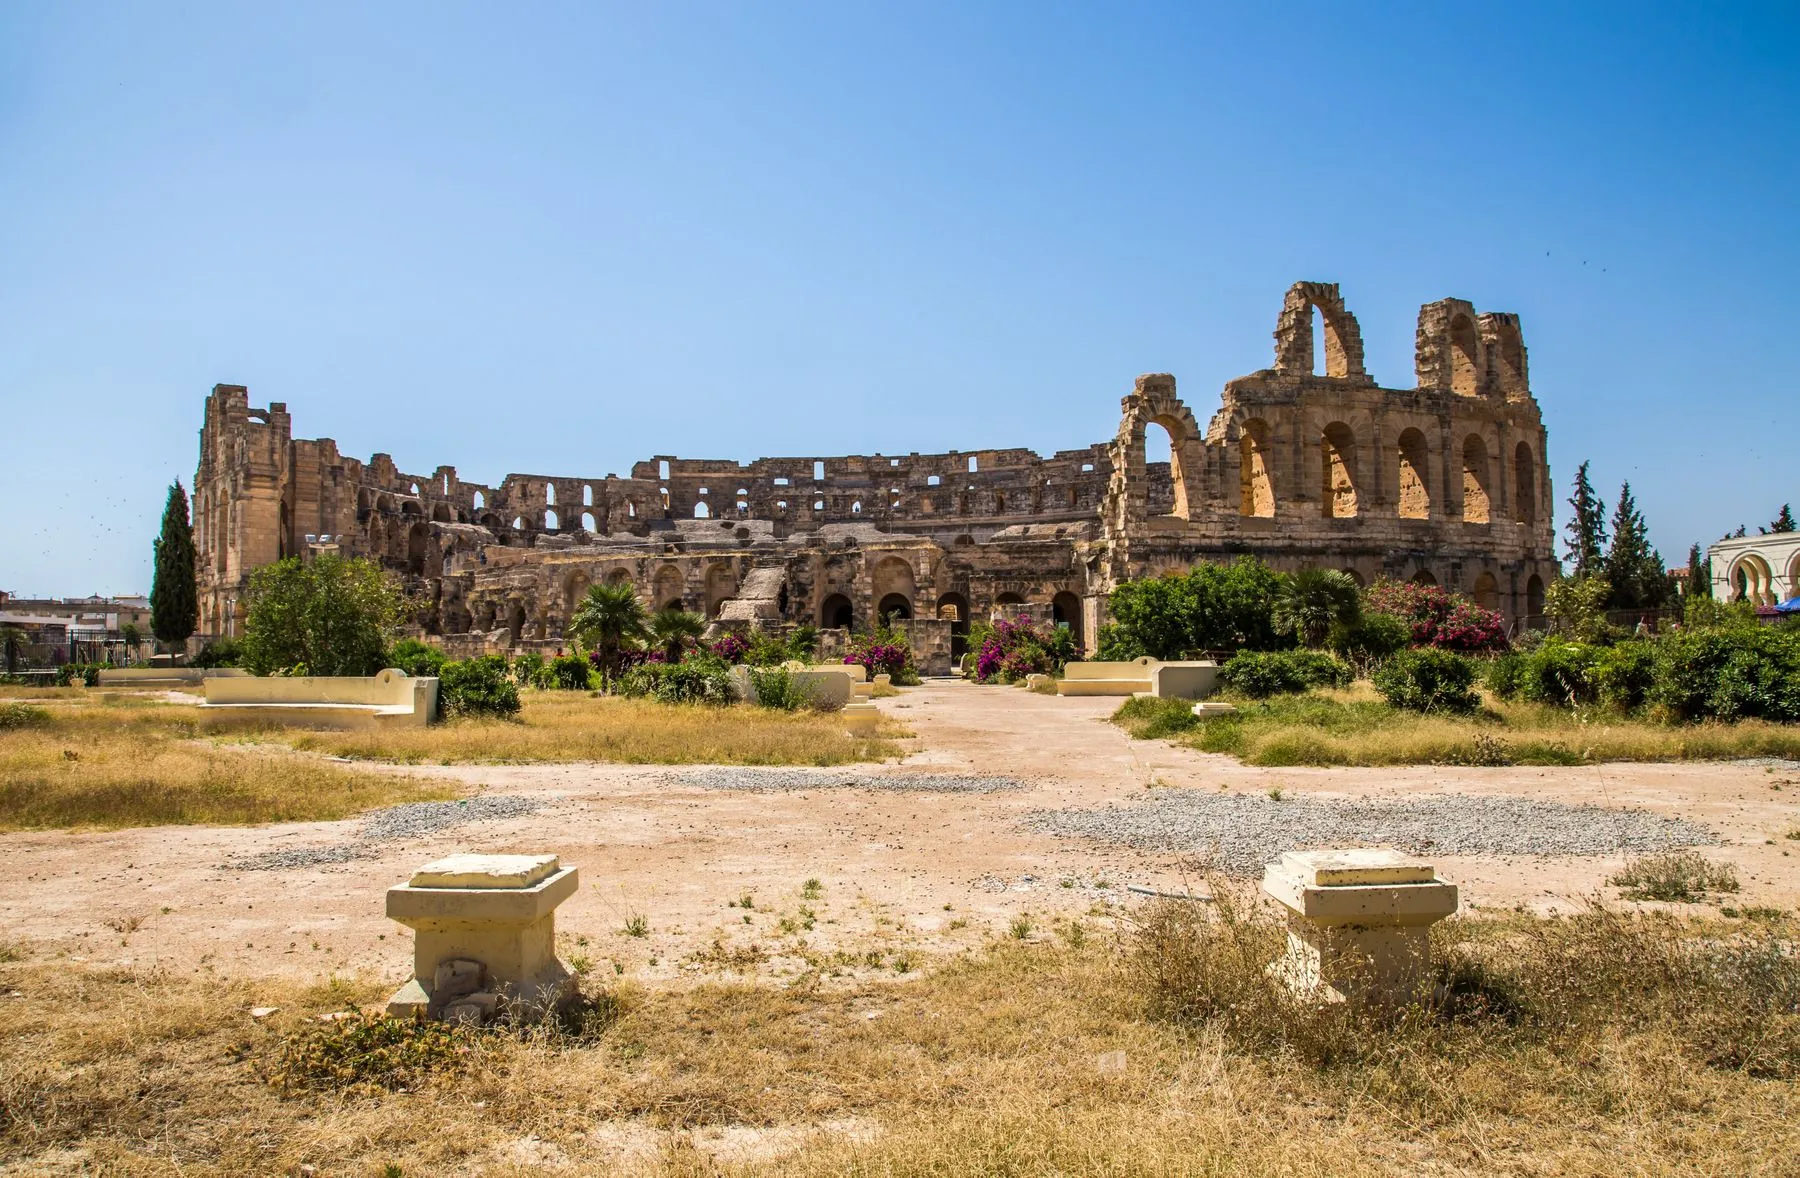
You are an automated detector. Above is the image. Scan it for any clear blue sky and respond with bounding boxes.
[3,2,1795,597]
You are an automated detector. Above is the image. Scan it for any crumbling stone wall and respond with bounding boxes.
[193,281,1558,656]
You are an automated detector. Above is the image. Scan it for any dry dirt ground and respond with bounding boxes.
[2,680,1797,989]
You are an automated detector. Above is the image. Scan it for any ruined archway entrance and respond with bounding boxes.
[936,593,970,660]
[877,593,912,624]
[820,593,854,630]
[1051,591,1083,647]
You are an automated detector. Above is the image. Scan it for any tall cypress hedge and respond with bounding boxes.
[150,480,198,648]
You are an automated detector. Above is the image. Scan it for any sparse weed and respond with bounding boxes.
[621,914,649,938]
[1610,850,1741,903]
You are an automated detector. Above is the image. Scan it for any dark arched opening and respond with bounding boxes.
[821,593,854,630]
[877,593,912,624]
[1051,591,1083,647]
[937,593,970,660]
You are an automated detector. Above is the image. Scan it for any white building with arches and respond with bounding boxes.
[1709,532,1800,606]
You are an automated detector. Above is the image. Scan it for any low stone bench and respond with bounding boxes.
[386,853,579,1022]
[200,667,438,730]
[1056,659,1156,696]
[727,666,853,709]
[96,667,249,689]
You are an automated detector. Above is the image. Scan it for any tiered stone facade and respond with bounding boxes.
[194,281,1559,670]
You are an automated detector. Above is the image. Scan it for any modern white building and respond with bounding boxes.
[1709,532,1800,605]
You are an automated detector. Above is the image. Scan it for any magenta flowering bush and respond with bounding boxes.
[1365,579,1508,654]
[711,632,752,664]
[969,614,1080,684]
[845,625,920,684]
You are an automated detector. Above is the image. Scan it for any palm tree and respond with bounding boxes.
[647,607,706,664]
[1273,569,1362,648]
[1,625,27,675]
[566,583,647,684]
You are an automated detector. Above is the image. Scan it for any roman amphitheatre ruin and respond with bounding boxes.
[193,281,1558,668]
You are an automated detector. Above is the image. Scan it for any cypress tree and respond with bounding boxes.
[1772,504,1796,533]
[1562,461,1607,578]
[1685,542,1711,599]
[1604,481,1667,609]
[151,480,198,648]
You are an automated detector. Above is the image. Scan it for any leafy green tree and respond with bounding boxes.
[567,582,648,681]
[1105,558,1288,658]
[647,606,706,663]
[239,554,407,676]
[1561,461,1607,579]
[1,625,28,674]
[119,622,142,664]
[1272,569,1361,648]
[1546,576,1613,644]
[150,481,198,649]
[1603,481,1668,609]
[1772,504,1796,534]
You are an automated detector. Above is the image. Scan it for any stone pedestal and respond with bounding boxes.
[1261,849,1457,1005]
[385,853,579,1020]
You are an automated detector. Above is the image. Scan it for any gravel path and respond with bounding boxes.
[1027,790,1719,877]
[665,768,1028,794]
[227,795,547,871]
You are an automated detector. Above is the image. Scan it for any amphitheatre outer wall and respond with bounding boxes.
[192,282,1559,671]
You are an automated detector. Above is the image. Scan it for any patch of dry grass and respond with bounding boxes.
[282,691,907,766]
[0,701,456,831]
[1119,685,1800,766]
[2,902,1797,1175]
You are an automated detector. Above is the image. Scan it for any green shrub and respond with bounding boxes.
[1326,612,1410,671]
[269,1011,468,1094]
[387,638,448,678]
[0,702,51,730]
[1106,558,1288,659]
[1484,652,1526,701]
[1518,640,1602,707]
[619,660,733,705]
[749,666,825,711]
[1371,649,1478,713]
[54,663,103,686]
[512,652,551,689]
[549,653,593,691]
[438,655,521,720]
[189,637,242,668]
[240,553,405,677]
[1651,626,1800,723]
[1220,650,1351,698]
[1593,640,1656,712]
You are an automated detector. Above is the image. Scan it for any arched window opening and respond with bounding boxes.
[606,567,632,586]
[544,509,559,530]
[1320,422,1358,518]
[820,593,853,630]
[1411,569,1438,586]
[1471,571,1500,611]
[583,485,593,506]
[627,501,636,518]
[851,500,862,514]
[776,500,788,511]
[512,516,524,529]
[1514,442,1536,526]
[432,503,450,522]
[545,483,556,505]
[1239,418,1274,517]
[508,602,526,643]
[968,456,979,473]
[581,512,596,532]
[410,482,420,495]
[694,502,710,519]
[658,460,670,480]
[1461,435,1492,524]
[1144,418,1189,519]
[1396,428,1431,520]
[813,461,825,481]
[472,490,484,510]
[654,566,685,611]
[1311,305,1328,375]
[878,593,912,623]
[1450,315,1480,396]
[1068,487,1079,509]
[813,499,825,511]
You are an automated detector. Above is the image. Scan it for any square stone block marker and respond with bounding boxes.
[1262,848,1457,1005]
[385,853,579,1019]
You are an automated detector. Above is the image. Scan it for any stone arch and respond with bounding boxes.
[872,556,917,607]
[1238,417,1274,517]
[704,562,737,618]
[606,566,633,587]
[1513,442,1537,526]
[432,502,451,523]
[877,593,912,623]
[1729,553,1776,605]
[1272,281,1369,380]
[1319,421,1359,518]
[1112,374,1200,524]
[1480,313,1529,399]
[994,591,1026,608]
[820,593,854,630]
[406,521,428,576]
[1052,590,1084,646]
[545,483,556,506]
[1461,435,1492,524]
[1340,568,1366,588]
[1471,571,1500,611]
[357,487,372,515]
[694,501,710,520]
[1396,428,1431,519]
[1411,568,1438,586]
[1526,574,1546,620]
[654,564,685,610]
[472,490,485,510]
[544,509,559,530]
[562,570,590,620]
[507,601,526,644]
[581,511,597,532]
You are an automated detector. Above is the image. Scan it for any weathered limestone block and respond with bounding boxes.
[1262,849,1458,1006]
[385,853,579,1020]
